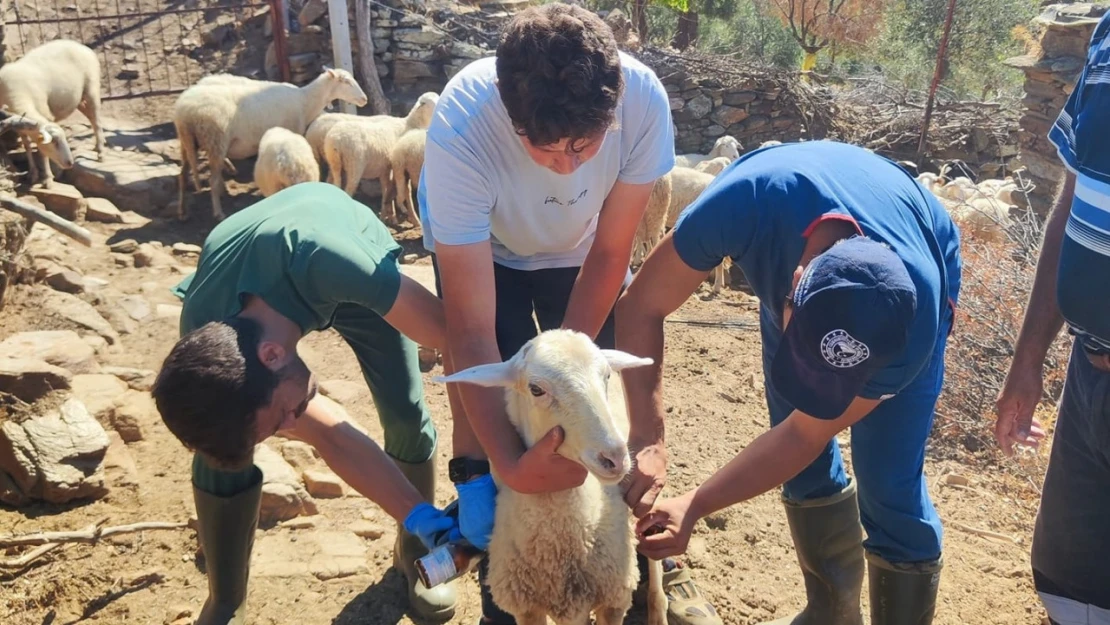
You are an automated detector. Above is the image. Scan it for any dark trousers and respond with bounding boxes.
[431,256,644,623]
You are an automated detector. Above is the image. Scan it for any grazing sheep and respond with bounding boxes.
[435,329,667,625]
[389,127,427,227]
[0,39,104,187]
[321,92,439,223]
[173,67,368,221]
[631,171,673,267]
[675,135,741,169]
[253,127,320,197]
[693,156,731,176]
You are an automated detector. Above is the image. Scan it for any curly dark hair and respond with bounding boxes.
[495,3,624,148]
[151,317,279,470]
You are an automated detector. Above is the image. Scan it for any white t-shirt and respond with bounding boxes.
[417,52,675,270]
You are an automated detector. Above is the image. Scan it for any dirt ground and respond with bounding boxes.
[0,1,1058,622]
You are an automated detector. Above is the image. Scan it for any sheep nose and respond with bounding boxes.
[595,447,629,477]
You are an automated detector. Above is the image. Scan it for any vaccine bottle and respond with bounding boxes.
[415,540,485,588]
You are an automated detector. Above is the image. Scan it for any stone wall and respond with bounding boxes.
[1004,2,1107,215]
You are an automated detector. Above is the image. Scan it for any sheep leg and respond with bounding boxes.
[77,93,105,159]
[341,158,362,197]
[711,263,723,295]
[379,172,397,225]
[595,606,630,625]
[408,169,422,227]
[222,158,238,175]
[643,557,667,625]
[20,135,41,187]
[205,136,231,221]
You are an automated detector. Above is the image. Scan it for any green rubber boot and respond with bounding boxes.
[867,552,942,625]
[392,454,458,621]
[193,467,263,625]
[760,481,865,625]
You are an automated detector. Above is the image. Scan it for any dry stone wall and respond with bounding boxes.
[1005,2,1108,214]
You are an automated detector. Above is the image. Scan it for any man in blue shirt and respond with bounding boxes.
[995,10,1110,624]
[616,140,961,625]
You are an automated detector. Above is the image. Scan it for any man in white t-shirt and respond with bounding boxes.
[417,4,721,625]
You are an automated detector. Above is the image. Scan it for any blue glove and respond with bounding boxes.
[454,473,498,550]
[403,502,461,551]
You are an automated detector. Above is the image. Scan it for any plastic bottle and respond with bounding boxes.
[415,540,485,588]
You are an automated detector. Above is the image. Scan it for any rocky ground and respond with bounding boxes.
[0,171,1054,625]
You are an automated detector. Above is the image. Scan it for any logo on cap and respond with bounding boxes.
[820,329,870,368]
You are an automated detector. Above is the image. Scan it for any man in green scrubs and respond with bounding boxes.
[151,182,461,624]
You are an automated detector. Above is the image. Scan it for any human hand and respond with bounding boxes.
[994,363,1047,456]
[403,502,462,550]
[501,426,588,495]
[635,492,697,560]
[454,473,497,549]
[622,438,666,518]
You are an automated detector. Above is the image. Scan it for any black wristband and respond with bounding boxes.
[448,457,490,484]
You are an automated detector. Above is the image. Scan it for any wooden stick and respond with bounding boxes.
[0,195,92,247]
[0,521,188,548]
[949,521,1019,544]
[0,542,61,569]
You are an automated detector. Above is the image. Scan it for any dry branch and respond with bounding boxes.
[0,195,92,246]
[0,521,188,548]
[0,542,61,569]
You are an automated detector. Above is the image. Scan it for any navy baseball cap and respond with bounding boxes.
[771,236,917,420]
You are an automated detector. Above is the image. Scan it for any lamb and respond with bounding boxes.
[665,166,731,293]
[389,127,428,227]
[693,156,731,176]
[631,170,673,267]
[321,92,439,224]
[252,127,320,197]
[435,329,667,625]
[675,135,741,169]
[173,67,368,221]
[0,39,105,187]
[943,195,1012,244]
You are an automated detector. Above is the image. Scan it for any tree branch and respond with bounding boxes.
[0,195,92,247]
[0,521,188,548]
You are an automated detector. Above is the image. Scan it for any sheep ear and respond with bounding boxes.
[600,349,653,371]
[434,361,517,388]
[38,128,52,143]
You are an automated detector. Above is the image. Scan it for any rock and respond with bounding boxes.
[103,431,139,487]
[101,366,156,391]
[30,182,87,222]
[39,261,86,294]
[63,150,178,214]
[298,0,327,27]
[134,243,175,269]
[280,440,318,471]
[394,26,445,46]
[254,443,318,525]
[310,531,369,580]
[83,276,109,291]
[279,516,319,529]
[111,390,157,442]
[401,253,418,264]
[418,346,437,372]
[0,330,99,374]
[0,398,110,504]
[351,520,385,539]
[156,303,182,322]
[392,59,436,82]
[722,91,758,106]
[0,358,72,402]
[302,469,344,498]
[686,94,712,119]
[202,14,237,46]
[171,242,201,255]
[319,379,363,405]
[711,105,749,128]
[117,295,152,321]
[109,239,138,254]
[252,531,368,580]
[112,253,134,267]
[82,334,108,354]
[71,373,129,419]
[39,287,120,345]
[84,197,123,223]
[0,470,28,506]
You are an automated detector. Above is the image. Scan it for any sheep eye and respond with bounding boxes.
[528,383,545,397]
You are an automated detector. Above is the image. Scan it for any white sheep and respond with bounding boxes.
[389,127,427,227]
[435,329,667,625]
[631,170,673,267]
[675,135,741,169]
[0,39,105,187]
[321,92,439,223]
[944,195,1013,244]
[252,127,320,197]
[664,167,731,294]
[173,67,368,221]
[759,140,783,148]
[693,156,731,176]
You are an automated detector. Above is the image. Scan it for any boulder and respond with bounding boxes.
[30,182,87,222]
[84,197,123,223]
[39,287,121,345]
[280,440,319,471]
[0,330,99,374]
[101,366,156,391]
[117,295,153,322]
[318,379,363,405]
[102,431,139,487]
[70,373,129,419]
[0,398,110,504]
[62,150,178,214]
[302,469,344,498]
[111,389,157,442]
[134,243,175,269]
[254,443,318,526]
[0,357,72,402]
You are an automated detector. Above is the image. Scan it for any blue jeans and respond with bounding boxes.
[1031,340,1110,612]
[759,304,949,565]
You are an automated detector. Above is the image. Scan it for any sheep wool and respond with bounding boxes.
[253,127,320,198]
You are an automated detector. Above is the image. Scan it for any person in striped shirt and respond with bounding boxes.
[995,9,1110,625]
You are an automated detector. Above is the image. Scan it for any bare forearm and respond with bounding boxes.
[615,301,666,443]
[441,347,486,459]
[687,418,828,520]
[315,426,424,522]
[1012,174,1074,369]
[445,334,525,470]
[563,251,629,340]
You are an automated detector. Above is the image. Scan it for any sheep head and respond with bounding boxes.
[435,329,652,485]
[321,67,368,108]
[710,135,741,161]
[407,91,440,130]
